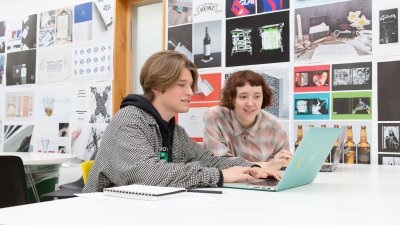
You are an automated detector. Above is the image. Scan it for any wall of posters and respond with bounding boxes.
[167,0,400,166]
[0,0,114,161]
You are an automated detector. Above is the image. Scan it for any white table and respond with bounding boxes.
[0,152,76,202]
[0,164,399,225]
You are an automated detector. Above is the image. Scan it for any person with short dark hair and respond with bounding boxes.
[203,70,291,171]
[83,51,280,193]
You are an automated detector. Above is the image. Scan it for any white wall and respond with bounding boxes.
[0,0,90,21]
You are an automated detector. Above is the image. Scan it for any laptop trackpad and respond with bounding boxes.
[249,178,279,187]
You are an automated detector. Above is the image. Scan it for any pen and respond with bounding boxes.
[186,189,223,194]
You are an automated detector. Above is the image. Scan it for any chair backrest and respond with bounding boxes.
[0,156,29,208]
[81,160,94,184]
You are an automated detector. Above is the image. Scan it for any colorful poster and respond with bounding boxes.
[331,91,372,120]
[191,72,221,102]
[294,65,330,92]
[294,93,330,120]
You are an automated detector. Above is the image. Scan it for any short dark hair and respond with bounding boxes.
[221,70,273,110]
[140,50,198,102]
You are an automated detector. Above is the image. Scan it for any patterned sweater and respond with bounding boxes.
[83,105,253,193]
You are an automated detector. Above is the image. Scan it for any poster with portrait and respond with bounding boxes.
[294,93,330,120]
[331,91,372,120]
[332,62,372,91]
[378,123,400,153]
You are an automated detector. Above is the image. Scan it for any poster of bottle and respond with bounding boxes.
[294,121,372,164]
[332,62,372,91]
[377,60,400,121]
[193,0,224,23]
[3,124,34,152]
[294,65,330,93]
[226,10,290,67]
[379,8,398,44]
[5,49,36,86]
[193,20,221,68]
[294,93,330,120]
[168,0,192,26]
[331,91,372,120]
[378,123,400,153]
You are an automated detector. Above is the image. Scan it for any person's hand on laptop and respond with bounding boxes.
[254,150,293,171]
[221,166,281,183]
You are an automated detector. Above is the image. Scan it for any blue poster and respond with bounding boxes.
[74,2,93,23]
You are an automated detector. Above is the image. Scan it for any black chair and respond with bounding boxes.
[0,156,29,208]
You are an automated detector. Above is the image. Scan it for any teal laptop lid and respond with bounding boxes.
[275,127,342,191]
[223,127,342,192]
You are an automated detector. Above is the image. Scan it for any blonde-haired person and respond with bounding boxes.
[83,51,280,193]
[203,70,291,171]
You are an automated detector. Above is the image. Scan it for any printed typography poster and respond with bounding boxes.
[193,0,224,22]
[37,45,73,84]
[379,8,398,44]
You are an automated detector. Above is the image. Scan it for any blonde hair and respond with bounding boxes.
[140,50,198,102]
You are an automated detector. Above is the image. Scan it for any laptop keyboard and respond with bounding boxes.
[249,178,279,186]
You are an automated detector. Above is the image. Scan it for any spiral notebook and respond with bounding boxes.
[103,184,186,201]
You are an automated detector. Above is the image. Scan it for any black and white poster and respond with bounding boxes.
[378,154,400,166]
[193,20,221,68]
[0,21,5,53]
[378,123,400,153]
[379,8,398,44]
[332,62,372,91]
[225,10,290,67]
[168,24,193,60]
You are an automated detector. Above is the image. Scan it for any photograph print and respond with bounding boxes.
[6,49,36,86]
[191,72,221,102]
[0,54,4,84]
[3,124,34,152]
[226,0,256,18]
[226,10,290,67]
[294,64,330,92]
[331,91,372,120]
[379,8,398,44]
[332,62,372,91]
[193,20,221,68]
[378,123,400,153]
[39,10,56,47]
[168,0,193,26]
[257,0,289,13]
[294,0,372,61]
[378,154,400,166]
[168,24,193,61]
[294,93,329,120]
